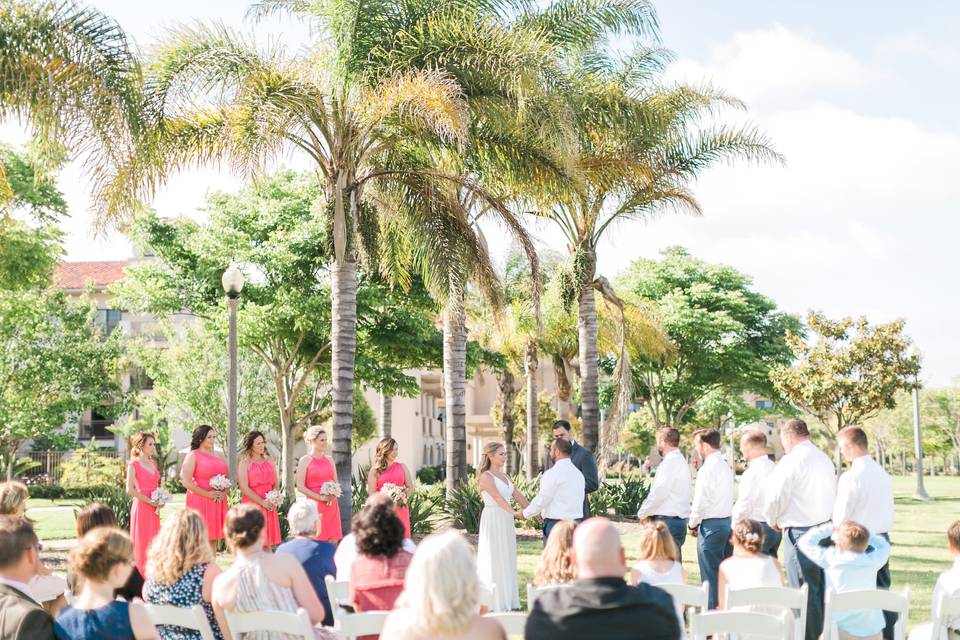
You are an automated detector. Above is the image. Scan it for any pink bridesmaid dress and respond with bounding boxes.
[129,460,161,573]
[241,458,282,546]
[305,456,343,542]
[185,450,229,541]
[376,462,410,538]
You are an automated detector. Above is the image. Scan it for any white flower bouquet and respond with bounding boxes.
[265,490,285,508]
[209,474,233,491]
[320,480,342,499]
[381,482,407,507]
[150,487,172,507]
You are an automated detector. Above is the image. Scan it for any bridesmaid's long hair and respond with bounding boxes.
[241,430,267,459]
[477,441,505,479]
[373,437,397,475]
[130,431,155,459]
[190,425,214,451]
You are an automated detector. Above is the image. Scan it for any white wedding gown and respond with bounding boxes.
[476,474,520,611]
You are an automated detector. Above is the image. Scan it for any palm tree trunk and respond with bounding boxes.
[526,340,539,478]
[577,249,600,452]
[379,392,392,439]
[496,369,518,475]
[331,258,357,534]
[443,303,468,497]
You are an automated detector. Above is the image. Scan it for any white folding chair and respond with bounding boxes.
[823,588,910,640]
[691,610,793,640]
[336,611,390,640]
[660,582,709,637]
[324,575,351,625]
[224,607,316,640]
[478,582,498,611]
[724,584,808,640]
[909,591,960,640]
[485,612,527,636]
[526,583,571,611]
[143,604,217,640]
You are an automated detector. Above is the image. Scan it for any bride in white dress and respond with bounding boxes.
[476,441,530,612]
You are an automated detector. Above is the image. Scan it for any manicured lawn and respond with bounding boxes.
[27,493,187,540]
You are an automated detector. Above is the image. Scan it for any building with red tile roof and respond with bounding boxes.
[54,260,129,291]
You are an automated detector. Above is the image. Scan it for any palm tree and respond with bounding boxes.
[0,1,138,205]
[546,46,783,452]
[102,1,565,529]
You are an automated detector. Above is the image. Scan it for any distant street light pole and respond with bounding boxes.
[912,375,930,500]
[222,263,245,480]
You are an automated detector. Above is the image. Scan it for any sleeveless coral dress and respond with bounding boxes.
[129,460,161,573]
[376,462,410,538]
[186,450,229,541]
[241,458,282,546]
[305,455,343,542]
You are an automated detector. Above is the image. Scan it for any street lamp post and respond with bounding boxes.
[222,264,245,480]
[912,377,930,501]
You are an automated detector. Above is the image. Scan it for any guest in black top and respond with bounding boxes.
[526,518,680,640]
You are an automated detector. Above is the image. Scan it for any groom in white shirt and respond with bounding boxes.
[524,439,586,543]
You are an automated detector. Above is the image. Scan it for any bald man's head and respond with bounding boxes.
[571,518,626,579]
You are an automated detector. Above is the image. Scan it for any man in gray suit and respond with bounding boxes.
[0,516,54,640]
[552,420,600,517]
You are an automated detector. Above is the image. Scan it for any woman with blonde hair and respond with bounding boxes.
[367,437,413,539]
[632,520,687,637]
[533,519,577,587]
[0,480,69,613]
[476,441,529,611]
[127,431,163,572]
[295,425,342,542]
[143,509,224,640]
[238,430,281,548]
[381,532,506,640]
[55,527,158,639]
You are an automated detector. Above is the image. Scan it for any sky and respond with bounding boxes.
[5,1,959,385]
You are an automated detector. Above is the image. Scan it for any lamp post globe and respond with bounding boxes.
[222,263,245,297]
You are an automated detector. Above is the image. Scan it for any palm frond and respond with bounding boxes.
[516,0,660,51]
[357,69,469,144]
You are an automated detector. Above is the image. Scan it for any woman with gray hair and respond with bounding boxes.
[380,532,506,640]
[275,499,337,627]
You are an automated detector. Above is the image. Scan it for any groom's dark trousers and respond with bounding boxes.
[543,518,582,544]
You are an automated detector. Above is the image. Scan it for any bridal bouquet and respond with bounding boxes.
[150,487,172,507]
[320,481,342,499]
[381,482,407,507]
[265,490,285,508]
[209,474,233,492]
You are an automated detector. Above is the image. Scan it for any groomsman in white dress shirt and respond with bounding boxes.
[636,428,691,560]
[687,428,734,610]
[834,426,896,640]
[732,430,781,557]
[523,439,586,543]
[764,418,836,640]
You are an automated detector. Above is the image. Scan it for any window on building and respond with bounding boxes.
[755,399,774,410]
[95,309,122,335]
[130,368,154,391]
[81,407,115,440]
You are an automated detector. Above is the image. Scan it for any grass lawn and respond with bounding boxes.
[26,493,187,540]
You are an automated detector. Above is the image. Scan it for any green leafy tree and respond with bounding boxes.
[618,247,800,433]
[771,312,921,435]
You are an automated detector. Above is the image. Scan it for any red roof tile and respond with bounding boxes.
[54,261,129,290]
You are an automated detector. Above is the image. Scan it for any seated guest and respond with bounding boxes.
[0,516,54,640]
[526,518,680,640]
[211,504,337,639]
[798,521,891,640]
[631,520,687,637]
[533,519,577,587]
[718,519,783,610]
[380,531,506,640]
[920,520,960,639]
[55,527,158,640]
[350,494,413,613]
[74,502,144,600]
[276,499,337,626]
[0,481,68,613]
[334,494,416,583]
[143,509,224,640]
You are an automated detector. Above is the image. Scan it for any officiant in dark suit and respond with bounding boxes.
[550,420,600,518]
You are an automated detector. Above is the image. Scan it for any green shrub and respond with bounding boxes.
[352,465,369,515]
[78,485,132,530]
[588,476,649,517]
[65,484,112,499]
[25,484,65,500]
[510,473,544,530]
[408,488,441,536]
[415,465,440,485]
[276,493,295,542]
[60,448,124,488]
[442,478,483,534]
[166,476,185,494]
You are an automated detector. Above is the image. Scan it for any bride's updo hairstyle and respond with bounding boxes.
[477,441,505,478]
[731,518,764,554]
[224,503,265,550]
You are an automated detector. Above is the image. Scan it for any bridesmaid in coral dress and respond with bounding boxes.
[181,425,230,553]
[368,437,414,539]
[125,431,162,573]
[296,425,343,542]
[238,430,282,548]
